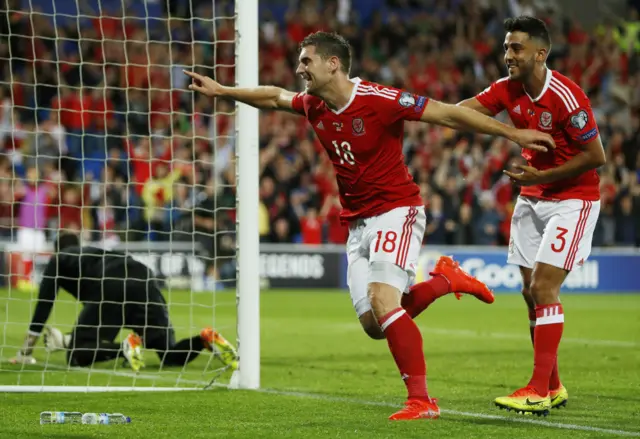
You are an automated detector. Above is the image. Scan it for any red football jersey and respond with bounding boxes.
[292,78,427,221]
[476,69,600,201]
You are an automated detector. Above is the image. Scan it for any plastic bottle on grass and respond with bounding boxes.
[96,413,131,424]
[40,411,83,424]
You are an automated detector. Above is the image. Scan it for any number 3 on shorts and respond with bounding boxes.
[551,227,568,253]
[374,230,398,253]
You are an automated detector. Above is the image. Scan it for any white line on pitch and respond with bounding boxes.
[259,388,640,437]
[419,327,640,348]
[328,323,639,348]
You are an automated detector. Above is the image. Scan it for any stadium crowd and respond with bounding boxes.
[0,0,638,274]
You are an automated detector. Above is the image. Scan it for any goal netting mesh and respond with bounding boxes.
[0,0,245,391]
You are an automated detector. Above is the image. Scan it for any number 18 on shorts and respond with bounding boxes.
[346,206,426,317]
[508,197,600,271]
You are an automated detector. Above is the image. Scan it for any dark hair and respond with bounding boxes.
[54,232,80,254]
[504,16,551,48]
[300,31,352,74]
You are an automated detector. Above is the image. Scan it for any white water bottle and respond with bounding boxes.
[40,411,83,424]
[81,413,99,424]
[98,413,131,424]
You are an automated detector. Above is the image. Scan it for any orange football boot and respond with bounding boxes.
[201,327,238,370]
[389,398,441,421]
[430,256,495,304]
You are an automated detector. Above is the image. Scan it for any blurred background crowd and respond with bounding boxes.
[0,0,638,283]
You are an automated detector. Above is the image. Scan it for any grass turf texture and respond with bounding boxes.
[0,288,639,438]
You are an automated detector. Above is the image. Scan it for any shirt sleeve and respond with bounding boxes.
[562,101,599,145]
[291,92,307,116]
[475,80,507,116]
[28,258,60,335]
[381,90,430,125]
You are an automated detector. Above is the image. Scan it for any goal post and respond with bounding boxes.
[235,0,261,390]
[0,0,260,392]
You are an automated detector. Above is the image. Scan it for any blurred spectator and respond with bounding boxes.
[141,163,182,239]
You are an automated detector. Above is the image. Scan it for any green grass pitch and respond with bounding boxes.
[0,288,639,438]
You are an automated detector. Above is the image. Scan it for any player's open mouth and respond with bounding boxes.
[507,64,518,73]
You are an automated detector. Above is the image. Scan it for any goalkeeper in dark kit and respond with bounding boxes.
[10,232,238,372]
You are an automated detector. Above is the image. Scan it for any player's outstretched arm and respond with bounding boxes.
[421,100,555,152]
[456,97,496,116]
[184,70,298,112]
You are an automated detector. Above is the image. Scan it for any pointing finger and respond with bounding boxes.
[183,70,202,80]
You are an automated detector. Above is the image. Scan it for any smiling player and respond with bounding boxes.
[185,31,555,420]
[458,16,606,415]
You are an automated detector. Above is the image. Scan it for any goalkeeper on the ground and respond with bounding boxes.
[10,232,238,372]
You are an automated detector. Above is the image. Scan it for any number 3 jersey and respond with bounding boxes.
[475,69,601,201]
[292,78,428,222]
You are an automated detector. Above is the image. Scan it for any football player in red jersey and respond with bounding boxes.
[185,31,555,421]
[458,16,606,415]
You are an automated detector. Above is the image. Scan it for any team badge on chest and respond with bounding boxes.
[352,117,365,135]
[539,111,552,129]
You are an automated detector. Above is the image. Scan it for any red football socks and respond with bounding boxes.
[378,307,429,401]
[528,304,564,396]
[528,308,561,390]
[401,275,450,319]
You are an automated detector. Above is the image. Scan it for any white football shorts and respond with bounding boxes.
[346,205,426,317]
[508,196,600,271]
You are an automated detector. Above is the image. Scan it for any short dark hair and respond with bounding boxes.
[504,16,551,48]
[300,31,352,74]
[54,231,80,254]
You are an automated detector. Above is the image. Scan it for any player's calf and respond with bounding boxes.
[358,311,385,340]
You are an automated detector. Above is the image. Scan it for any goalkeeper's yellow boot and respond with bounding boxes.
[494,386,551,416]
[122,333,144,372]
[550,385,568,409]
[201,328,238,370]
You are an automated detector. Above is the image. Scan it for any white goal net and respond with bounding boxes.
[0,0,259,392]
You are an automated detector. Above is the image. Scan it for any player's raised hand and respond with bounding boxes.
[183,70,224,97]
[511,129,556,152]
[503,164,549,186]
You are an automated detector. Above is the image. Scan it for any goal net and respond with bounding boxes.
[0,0,259,392]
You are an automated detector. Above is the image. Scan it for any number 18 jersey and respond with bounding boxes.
[292,78,428,222]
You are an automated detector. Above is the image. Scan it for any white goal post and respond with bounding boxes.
[235,0,261,391]
[0,0,259,392]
